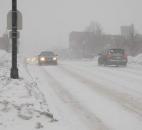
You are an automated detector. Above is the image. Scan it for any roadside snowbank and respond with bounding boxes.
[0,50,55,130]
[0,49,6,58]
[128,54,142,65]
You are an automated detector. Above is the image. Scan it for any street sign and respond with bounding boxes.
[9,31,20,39]
[7,10,23,30]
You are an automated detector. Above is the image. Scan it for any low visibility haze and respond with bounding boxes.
[1,1,142,129]
[0,0,142,56]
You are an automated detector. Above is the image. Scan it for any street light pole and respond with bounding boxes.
[10,0,19,79]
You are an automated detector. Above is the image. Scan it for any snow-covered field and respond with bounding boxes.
[0,50,142,130]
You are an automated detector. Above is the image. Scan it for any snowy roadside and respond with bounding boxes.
[128,54,142,65]
[0,50,56,130]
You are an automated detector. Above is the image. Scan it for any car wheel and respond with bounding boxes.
[38,62,43,66]
[123,63,127,67]
[98,61,101,66]
[98,59,103,66]
[104,60,108,66]
[54,62,58,65]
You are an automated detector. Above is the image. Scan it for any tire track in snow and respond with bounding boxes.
[65,63,142,96]
[116,66,142,76]
[59,65,142,119]
[41,67,109,130]
[96,66,142,83]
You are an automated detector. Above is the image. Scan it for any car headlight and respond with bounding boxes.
[40,57,45,61]
[53,57,57,60]
[31,57,36,62]
[26,58,31,62]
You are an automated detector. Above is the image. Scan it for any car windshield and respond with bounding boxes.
[109,49,124,54]
[40,51,55,56]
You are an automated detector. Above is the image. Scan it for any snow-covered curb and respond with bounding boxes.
[128,54,142,65]
[0,51,56,129]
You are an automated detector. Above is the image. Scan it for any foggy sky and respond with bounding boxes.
[0,0,142,56]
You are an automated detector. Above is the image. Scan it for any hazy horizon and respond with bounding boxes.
[0,0,142,56]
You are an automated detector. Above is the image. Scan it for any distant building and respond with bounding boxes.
[69,25,142,57]
[69,31,123,58]
[120,24,135,39]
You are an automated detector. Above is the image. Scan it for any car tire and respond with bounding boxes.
[123,63,127,67]
[103,60,108,66]
[98,58,103,66]
[98,61,101,66]
[38,62,43,66]
[54,62,58,65]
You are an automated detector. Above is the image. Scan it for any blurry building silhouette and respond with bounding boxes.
[69,25,142,57]
[121,24,135,39]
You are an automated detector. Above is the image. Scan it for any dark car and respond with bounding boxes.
[98,49,127,66]
[38,51,58,65]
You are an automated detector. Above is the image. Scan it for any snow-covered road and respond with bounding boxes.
[27,60,142,130]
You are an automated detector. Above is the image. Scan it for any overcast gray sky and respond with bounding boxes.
[0,0,142,55]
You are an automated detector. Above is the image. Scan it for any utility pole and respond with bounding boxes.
[10,0,19,79]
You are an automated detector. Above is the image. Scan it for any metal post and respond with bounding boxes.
[10,0,19,79]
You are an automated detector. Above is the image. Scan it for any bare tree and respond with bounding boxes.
[85,21,103,35]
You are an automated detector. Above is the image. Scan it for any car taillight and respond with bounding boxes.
[106,53,112,58]
[123,53,127,59]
